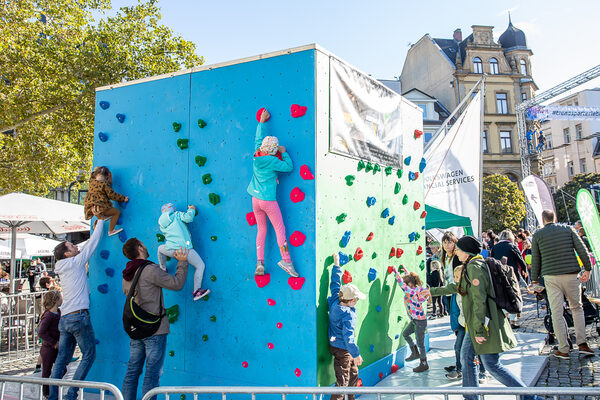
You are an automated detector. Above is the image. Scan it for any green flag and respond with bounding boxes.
[576,189,600,261]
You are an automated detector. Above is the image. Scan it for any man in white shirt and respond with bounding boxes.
[49,220,105,400]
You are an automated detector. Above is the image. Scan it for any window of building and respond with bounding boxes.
[500,131,512,153]
[580,158,587,173]
[576,123,583,140]
[563,127,571,144]
[489,58,499,74]
[418,104,427,118]
[574,100,579,106]
[545,134,553,150]
[521,92,527,102]
[568,161,574,177]
[424,131,433,144]
[520,59,527,75]
[496,93,508,114]
[482,130,488,153]
[473,57,483,74]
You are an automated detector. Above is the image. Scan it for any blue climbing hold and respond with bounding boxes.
[119,200,127,209]
[100,250,109,260]
[388,216,395,225]
[368,268,377,282]
[99,101,110,110]
[95,339,100,344]
[116,113,125,123]
[408,232,417,242]
[98,132,108,142]
[105,268,114,277]
[419,158,427,173]
[408,171,416,181]
[340,231,351,248]
[97,284,108,294]
[370,345,374,352]
[376,306,382,312]
[338,252,349,266]
[395,334,399,339]
[381,208,389,218]
[421,225,426,230]
[118,230,127,243]
[366,196,376,207]
[404,156,411,166]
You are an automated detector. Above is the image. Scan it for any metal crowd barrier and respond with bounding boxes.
[0,374,123,400]
[142,386,600,400]
[0,290,48,363]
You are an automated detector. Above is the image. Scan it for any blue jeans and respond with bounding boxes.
[461,330,539,400]
[122,334,167,400]
[454,326,466,371]
[49,311,96,400]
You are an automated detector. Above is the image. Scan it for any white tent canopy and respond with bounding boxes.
[0,242,21,259]
[0,233,61,258]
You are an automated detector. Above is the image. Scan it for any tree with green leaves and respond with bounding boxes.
[482,174,527,232]
[0,0,203,194]
[553,173,600,223]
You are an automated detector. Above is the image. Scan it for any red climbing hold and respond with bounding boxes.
[288,276,305,290]
[290,187,305,203]
[414,129,423,139]
[366,232,374,241]
[413,201,421,210]
[420,210,427,219]
[389,247,396,258]
[291,104,307,118]
[379,372,383,379]
[267,343,274,349]
[277,322,283,329]
[354,248,364,261]
[300,165,314,180]
[357,378,363,387]
[267,298,276,306]
[254,274,270,288]
[242,361,248,368]
[391,364,399,373]
[256,108,270,122]
[342,270,353,284]
[416,246,423,255]
[396,248,404,258]
[414,172,419,180]
[246,212,256,226]
[294,368,302,377]
[387,266,395,274]
[290,231,306,247]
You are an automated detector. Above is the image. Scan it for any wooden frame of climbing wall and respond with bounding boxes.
[88,44,425,395]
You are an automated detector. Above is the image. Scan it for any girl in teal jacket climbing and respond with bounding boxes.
[247,108,298,278]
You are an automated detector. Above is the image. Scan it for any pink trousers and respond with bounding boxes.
[252,197,291,262]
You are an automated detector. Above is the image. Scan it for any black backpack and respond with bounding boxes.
[123,261,165,340]
[483,257,523,314]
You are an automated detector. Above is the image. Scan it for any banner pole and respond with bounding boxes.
[479,77,486,237]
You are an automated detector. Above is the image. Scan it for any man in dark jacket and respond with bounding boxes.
[531,210,594,359]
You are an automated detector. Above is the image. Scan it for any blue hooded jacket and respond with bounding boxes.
[158,208,195,251]
[246,123,293,201]
[327,265,360,357]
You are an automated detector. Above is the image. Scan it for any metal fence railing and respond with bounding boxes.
[0,290,49,363]
[142,386,600,400]
[0,374,123,400]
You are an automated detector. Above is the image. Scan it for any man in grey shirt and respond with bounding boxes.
[120,238,188,400]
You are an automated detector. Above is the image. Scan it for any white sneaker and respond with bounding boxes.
[255,261,265,276]
[278,260,299,277]
[108,228,123,236]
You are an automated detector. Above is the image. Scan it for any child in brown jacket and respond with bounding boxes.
[84,166,128,236]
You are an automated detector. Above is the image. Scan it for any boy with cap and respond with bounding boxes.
[328,252,365,400]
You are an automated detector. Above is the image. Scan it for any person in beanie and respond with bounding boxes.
[328,252,365,400]
[430,235,542,400]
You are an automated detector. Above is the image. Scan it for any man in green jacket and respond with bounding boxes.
[531,210,594,359]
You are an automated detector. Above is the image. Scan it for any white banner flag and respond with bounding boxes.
[424,92,482,235]
[521,174,556,228]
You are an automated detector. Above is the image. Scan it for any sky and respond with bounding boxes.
[104,0,600,96]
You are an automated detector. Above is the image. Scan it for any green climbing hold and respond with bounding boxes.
[357,160,365,171]
[202,173,212,185]
[197,119,207,128]
[169,350,175,357]
[336,213,347,224]
[181,395,186,400]
[208,193,220,206]
[172,122,182,132]
[365,161,373,172]
[166,305,180,324]
[348,254,353,261]
[202,294,209,301]
[394,182,401,194]
[195,155,207,167]
[397,316,402,323]
[402,194,408,205]
[385,166,393,176]
[371,252,377,259]
[194,209,198,216]
[419,260,425,271]
[177,138,189,150]
[166,256,171,261]
[415,232,421,241]
[156,233,165,242]
[397,169,403,179]
[210,275,216,282]
[210,236,217,241]
[373,164,381,174]
[345,175,355,186]
[210,315,216,322]
[202,334,208,341]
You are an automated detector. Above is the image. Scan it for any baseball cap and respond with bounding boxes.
[340,284,366,301]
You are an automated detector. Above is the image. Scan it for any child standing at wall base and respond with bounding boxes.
[247,108,297,278]
[84,166,128,236]
[328,252,365,400]
[395,268,430,372]
[158,203,209,301]
[38,290,62,398]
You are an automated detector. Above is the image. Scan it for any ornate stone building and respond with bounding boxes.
[401,18,538,181]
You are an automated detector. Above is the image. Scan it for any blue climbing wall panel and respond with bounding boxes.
[89,49,317,391]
